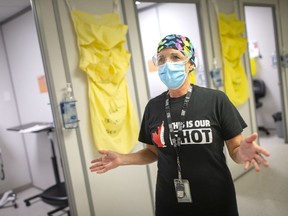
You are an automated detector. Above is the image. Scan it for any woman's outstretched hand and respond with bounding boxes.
[238,133,270,172]
[90,150,122,174]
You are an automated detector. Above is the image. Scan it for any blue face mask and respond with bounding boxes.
[158,62,187,89]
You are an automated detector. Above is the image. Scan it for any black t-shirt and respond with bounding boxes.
[139,85,247,216]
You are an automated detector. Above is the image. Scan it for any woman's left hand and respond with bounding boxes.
[238,133,270,171]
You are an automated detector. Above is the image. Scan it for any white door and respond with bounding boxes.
[239,0,288,144]
[136,1,209,99]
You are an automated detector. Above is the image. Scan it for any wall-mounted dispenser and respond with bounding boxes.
[60,83,79,129]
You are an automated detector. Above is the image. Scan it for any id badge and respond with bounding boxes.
[174,179,192,203]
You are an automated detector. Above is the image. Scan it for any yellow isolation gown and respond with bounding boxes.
[218,13,249,106]
[71,10,139,154]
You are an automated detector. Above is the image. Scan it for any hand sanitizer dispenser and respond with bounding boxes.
[60,83,79,129]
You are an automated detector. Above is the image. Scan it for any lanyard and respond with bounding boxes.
[165,86,193,180]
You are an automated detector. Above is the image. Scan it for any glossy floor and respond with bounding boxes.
[235,132,288,216]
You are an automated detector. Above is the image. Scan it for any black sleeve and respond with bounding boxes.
[138,104,153,145]
[218,92,247,140]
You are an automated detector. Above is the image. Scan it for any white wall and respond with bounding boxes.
[0,27,31,194]
[0,10,62,194]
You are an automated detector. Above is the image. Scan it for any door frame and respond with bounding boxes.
[238,0,288,143]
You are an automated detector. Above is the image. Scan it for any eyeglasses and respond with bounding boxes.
[152,53,191,66]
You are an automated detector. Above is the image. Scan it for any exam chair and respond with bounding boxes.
[22,128,70,216]
[252,79,270,135]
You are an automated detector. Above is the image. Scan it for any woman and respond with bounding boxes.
[90,34,270,216]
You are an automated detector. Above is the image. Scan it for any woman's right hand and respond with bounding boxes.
[89,150,122,174]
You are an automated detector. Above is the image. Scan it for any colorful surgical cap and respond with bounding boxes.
[157,34,195,66]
